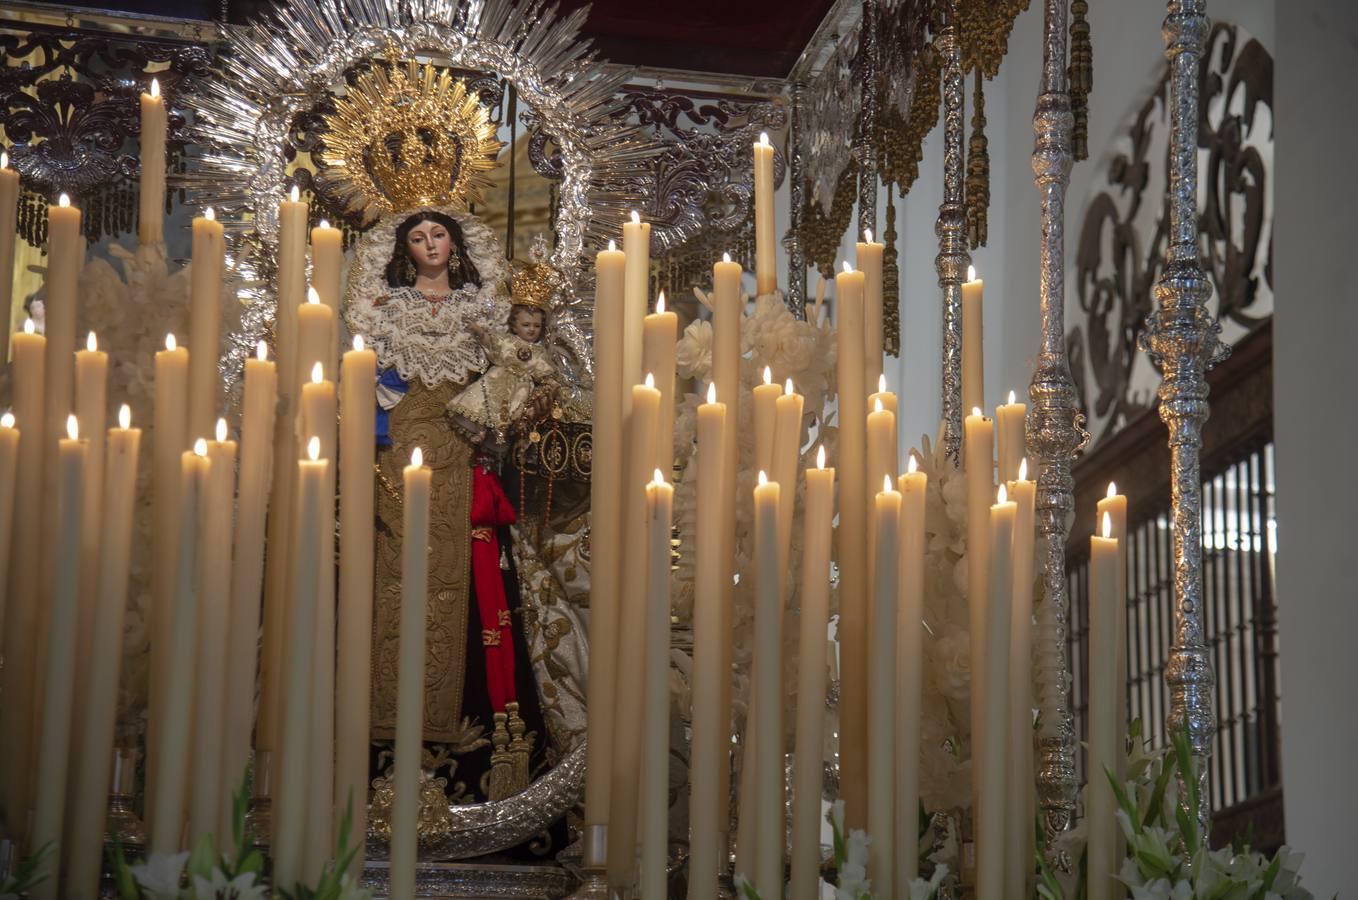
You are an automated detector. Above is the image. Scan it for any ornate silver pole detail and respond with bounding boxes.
[785,82,808,319]
[935,8,970,465]
[856,0,879,239]
[1027,0,1088,857]
[1141,0,1224,834]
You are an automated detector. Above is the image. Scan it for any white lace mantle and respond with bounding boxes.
[343,206,510,387]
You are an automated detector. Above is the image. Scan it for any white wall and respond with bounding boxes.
[1274,1,1358,894]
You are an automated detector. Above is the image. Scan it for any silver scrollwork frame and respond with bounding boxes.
[182,0,661,859]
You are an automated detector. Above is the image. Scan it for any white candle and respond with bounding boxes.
[752,365,781,476]
[1006,462,1037,897]
[868,476,900,899]
[857,230,885,390]
[866,394,897,593]
[608,375,661,889]
[642,292,677,474]
[640,471,674,900]
[995,390,1026,484]
[298,287,336,385]
[962,265,984,414]
[273,437,327,891]
[390,447,432,900]
[751,472,782,897]
[791,449,834,900]
[753,133,776,296]
[149,332,188,813]
[622,212,651,409]
[139,79,166,247]
[190,421,236,842]
[1097,482,1129,767]
[688,384,726,900]
[1087,513,1120,900]
[72,332,108,757]
[29,418,85,900]
[149,439,209,853]
[336,335,376,871]
[219,343,275,843]
[0,152,17,357]
[311,219,344,311]
[0,322,44,822]
[834,260,869,828]
[585,240,626,835]
[68,408,139,899]
[770,379,804,583]
[0,414,17,637]
[188,208,225,439]
[895,454,927,886]
[964,406,994,805]
[977,485,1015,900]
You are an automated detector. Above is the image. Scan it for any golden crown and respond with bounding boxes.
[509,234,562,312]
[318,59,503,220]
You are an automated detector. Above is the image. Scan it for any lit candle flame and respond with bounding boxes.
[757,470,768,486]
[1019,457,1029,481]
[410,446,423,467]
[289,184,300,203]
[706,382,717,405]
[1102,511,1112,539]
[22,318,33,335]
[1,412,14,429]
[308,436,321,461]
[607,239,617,253]
[307,286,320,305]
[1107,481,1118,498]
[907,453,918,474]
[644,372,655,389]
[311,362,323,384]
[58,193,71,208]
[631,210,641,224]
[883,474,892,493]
[864,227,873,243]
[656,291,665,314]
[256,340,268,361]
[165,333,177,352]
[762,366,772,386]
[759,132,769,147]
[194,438,208,457]
[967,264,976,281]
[204,206,215,222]
[972,406,982,418]
[874,397,883,414]
[319,218,330,229]
[842,261,852,274]
[1008,389,1016,405]
[216,418,228,442]
[817,445,826,470]
[353,334,365,353]
[878,373,887,394]
[1,151,8,170]
[150,77,160,99]
[784,378,794,396]
[86,331,97,353]
[118,404,131,430]
[998,483,1007,504]
[722,252,731,264]
[652,468,665,486]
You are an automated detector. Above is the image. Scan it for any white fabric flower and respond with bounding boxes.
[130,850,189,899]
[676,319,714,380]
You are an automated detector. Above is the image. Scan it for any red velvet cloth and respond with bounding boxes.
[470,465,518,712]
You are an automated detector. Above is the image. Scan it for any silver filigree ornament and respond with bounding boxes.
[178,0,668,858]
[182,0,661,392]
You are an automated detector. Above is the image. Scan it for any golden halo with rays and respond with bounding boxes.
[318,58,503,221]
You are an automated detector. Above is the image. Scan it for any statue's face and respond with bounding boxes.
[511,309,544,343]
[406,219,453,275]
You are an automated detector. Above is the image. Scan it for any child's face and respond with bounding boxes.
[511,309,544,343]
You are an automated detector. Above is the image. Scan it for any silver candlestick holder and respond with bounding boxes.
[935,7,971,466]
[1027,0,1089,862]
[1141,0,1226,836]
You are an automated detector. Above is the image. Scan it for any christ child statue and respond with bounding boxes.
[448,302,558,443]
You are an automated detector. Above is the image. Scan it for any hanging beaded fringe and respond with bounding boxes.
[1069,0,1093,161]
[964,69,990,249]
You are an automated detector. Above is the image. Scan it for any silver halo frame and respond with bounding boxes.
[185,0,656,857]
[187,0,656,387]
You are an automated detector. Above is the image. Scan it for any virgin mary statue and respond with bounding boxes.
[344,206,560,820]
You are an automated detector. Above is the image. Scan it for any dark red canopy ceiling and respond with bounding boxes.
[50,0,837,78]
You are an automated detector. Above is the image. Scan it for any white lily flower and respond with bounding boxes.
[130,850,189,899]
[191,869,269,900]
